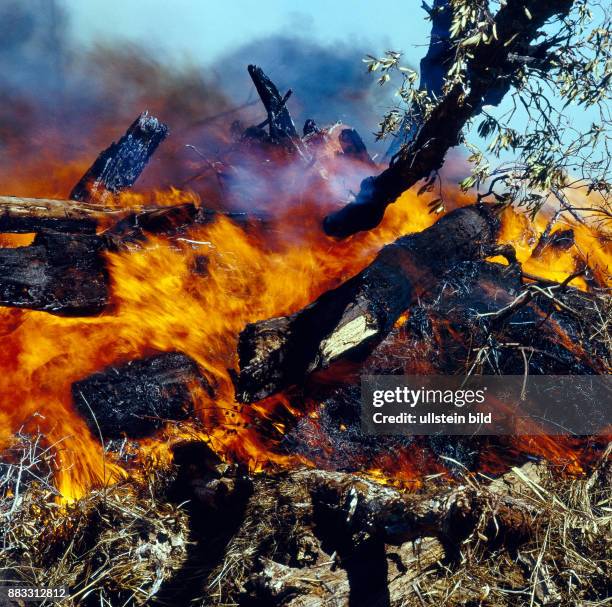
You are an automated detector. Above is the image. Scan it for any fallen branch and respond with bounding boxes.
[0,195,124,233]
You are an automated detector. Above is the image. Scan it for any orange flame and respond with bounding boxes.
[0,133,609,500]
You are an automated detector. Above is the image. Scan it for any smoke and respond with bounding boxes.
[0,2,394,201]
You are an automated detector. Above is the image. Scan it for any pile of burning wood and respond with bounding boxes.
[0,63,610,606]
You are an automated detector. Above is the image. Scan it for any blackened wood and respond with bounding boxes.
[339,128,376,166]
[303,119,320,137]
[364,260,608,377]
[532,228,575,257]
[0,196,203,237]
[70,112,168,203]
[235,204,501,402]
[0,230,108,315]
[324,0,574,238]
[247,65,299,142]
[102,203,197,249]
[73,352,209,439]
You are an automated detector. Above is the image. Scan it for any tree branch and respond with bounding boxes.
[324,0,575,238]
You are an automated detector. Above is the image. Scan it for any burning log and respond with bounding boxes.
[70,112,169,203]
[0,195,201,233]
[0,197,201,313]
[0,230,108,315]
[103,202,198,248]
[235,204,501,402]
[72,352,211,439]
[283,260,609,471]
[0,195,120,233]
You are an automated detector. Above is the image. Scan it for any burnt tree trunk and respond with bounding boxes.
[235,204,501,402]
[70,112,168,203]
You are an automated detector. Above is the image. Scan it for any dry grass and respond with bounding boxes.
[0,433,189,606]
[415,446,612,606]
[1,432,610,606]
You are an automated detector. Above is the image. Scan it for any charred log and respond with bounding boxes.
[0,198,201,314]
[324,0,574,238]
[70,112,168,203]
[305,468,538,551]
[0,230,108,315]
[284,260,608,471]
[72,352,211,439]
[102,203,198,248]
[235,204,501,402]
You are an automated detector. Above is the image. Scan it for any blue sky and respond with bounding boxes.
[64,0,431,67]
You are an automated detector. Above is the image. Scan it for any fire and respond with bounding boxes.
[0,131,609,500]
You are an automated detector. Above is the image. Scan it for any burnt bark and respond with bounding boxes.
[324,0,575,238]
[72,352,211,439]
[70,112,168,203]
[0,197,202,313]
[247,65,298,140]
[102,203,198,248]
[235,204,501,402]
[283,260,609,473]
[0,230,108,315]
